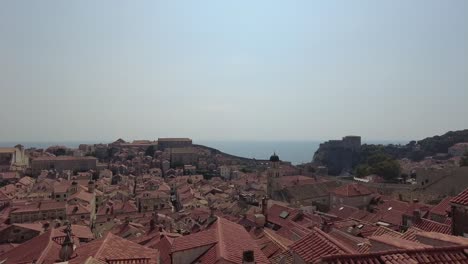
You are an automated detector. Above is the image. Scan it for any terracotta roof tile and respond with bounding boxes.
[70,232,158,264]
[266,204,299,227]
[429,196,453,217]
[412,218,452,234]
[328,205,359,219]
[0,229,62,264]
[372,226,402,238]
[332,183,373,197]
[320,245,468,264]
[172,217,269,263]
[368,234,431,250]
[415,232,468,246]
[327,228,367,252]
[270,250,293,264]
[171,228,218,252]
[451,188,468,206]
[289,227,354,263]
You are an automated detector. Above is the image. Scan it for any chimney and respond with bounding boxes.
[261,196,268,218]
[88,180,95,193]
[42,222,50,231]
[413,209,421,221]
[254,214,266,227]
[242,250,255,264]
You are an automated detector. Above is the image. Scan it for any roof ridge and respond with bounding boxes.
[320,244,468,261]
[263,229,290,249]
[95,232,112,259]
[313,227,356,254]
[36,229,56,263]
[215,217,225,261]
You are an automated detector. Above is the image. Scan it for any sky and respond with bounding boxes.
[1,0,467,143]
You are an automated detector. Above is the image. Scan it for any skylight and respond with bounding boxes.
[279,211,290,219]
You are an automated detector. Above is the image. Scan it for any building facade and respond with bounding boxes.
[157,138,192,150]
[31,156,97,175]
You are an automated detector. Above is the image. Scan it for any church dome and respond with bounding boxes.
[269,153,280,162]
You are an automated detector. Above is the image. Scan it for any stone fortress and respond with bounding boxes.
[313,136,362,175]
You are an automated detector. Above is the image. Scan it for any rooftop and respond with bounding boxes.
[451,188,468,206]
[33,156,97,161]
[332,183,373,197]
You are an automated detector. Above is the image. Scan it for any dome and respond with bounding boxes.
[269,152,280,162]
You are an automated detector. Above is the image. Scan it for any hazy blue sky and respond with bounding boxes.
[1,0,467,142]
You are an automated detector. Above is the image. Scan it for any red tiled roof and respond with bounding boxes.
[276,219,312,241]
[11,200,66,213]
[69,189,95,204]
[270,250,293,264]
[277,175,324,188]
[372,226,402,238]
[328,205,359,219]
[171,228,218,252]
[319,245,468,264]
[0,172,18,180]
[267,204,299,227]
[369,234,431,250]
[59,224,94,240]
[332,183,373,197]
[412,218,452,234]
[415,232,468,246]
[451,188,468,206]
[0,189,10,201]
[0,229,62,264]
[429,196,453,217]
[70,232,158,264]
[34,156,97,161]
[327,228,367,252]
[172,217,269,264]
[289,227,354,263]
[11,223,44,232]
[152,235,173,264]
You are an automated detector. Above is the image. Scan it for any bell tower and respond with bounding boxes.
[267,152,280,198]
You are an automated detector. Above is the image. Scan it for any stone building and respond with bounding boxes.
[31,156,97,175]
[0,145,29,172]
[267,153,281,199]
[219,166,231,180]
[0,223,43,243]
[157,138,192,150]
[451,188,468,237]
[9,200,67,223]
[170,147,197,166]
[313,136,361,175]
[136,190,171,212]
[329,183,373,210]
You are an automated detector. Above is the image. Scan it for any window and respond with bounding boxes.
[13,229,20,234]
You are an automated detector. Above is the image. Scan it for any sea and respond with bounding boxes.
[0,139,407,165]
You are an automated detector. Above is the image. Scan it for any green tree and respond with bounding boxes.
[355,164,370,177]
[145,145,156,157]
[370,159,401,181]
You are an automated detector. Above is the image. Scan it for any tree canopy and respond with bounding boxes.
[355,151,401,181]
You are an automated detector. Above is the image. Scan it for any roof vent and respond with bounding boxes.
[242,250,255,264]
